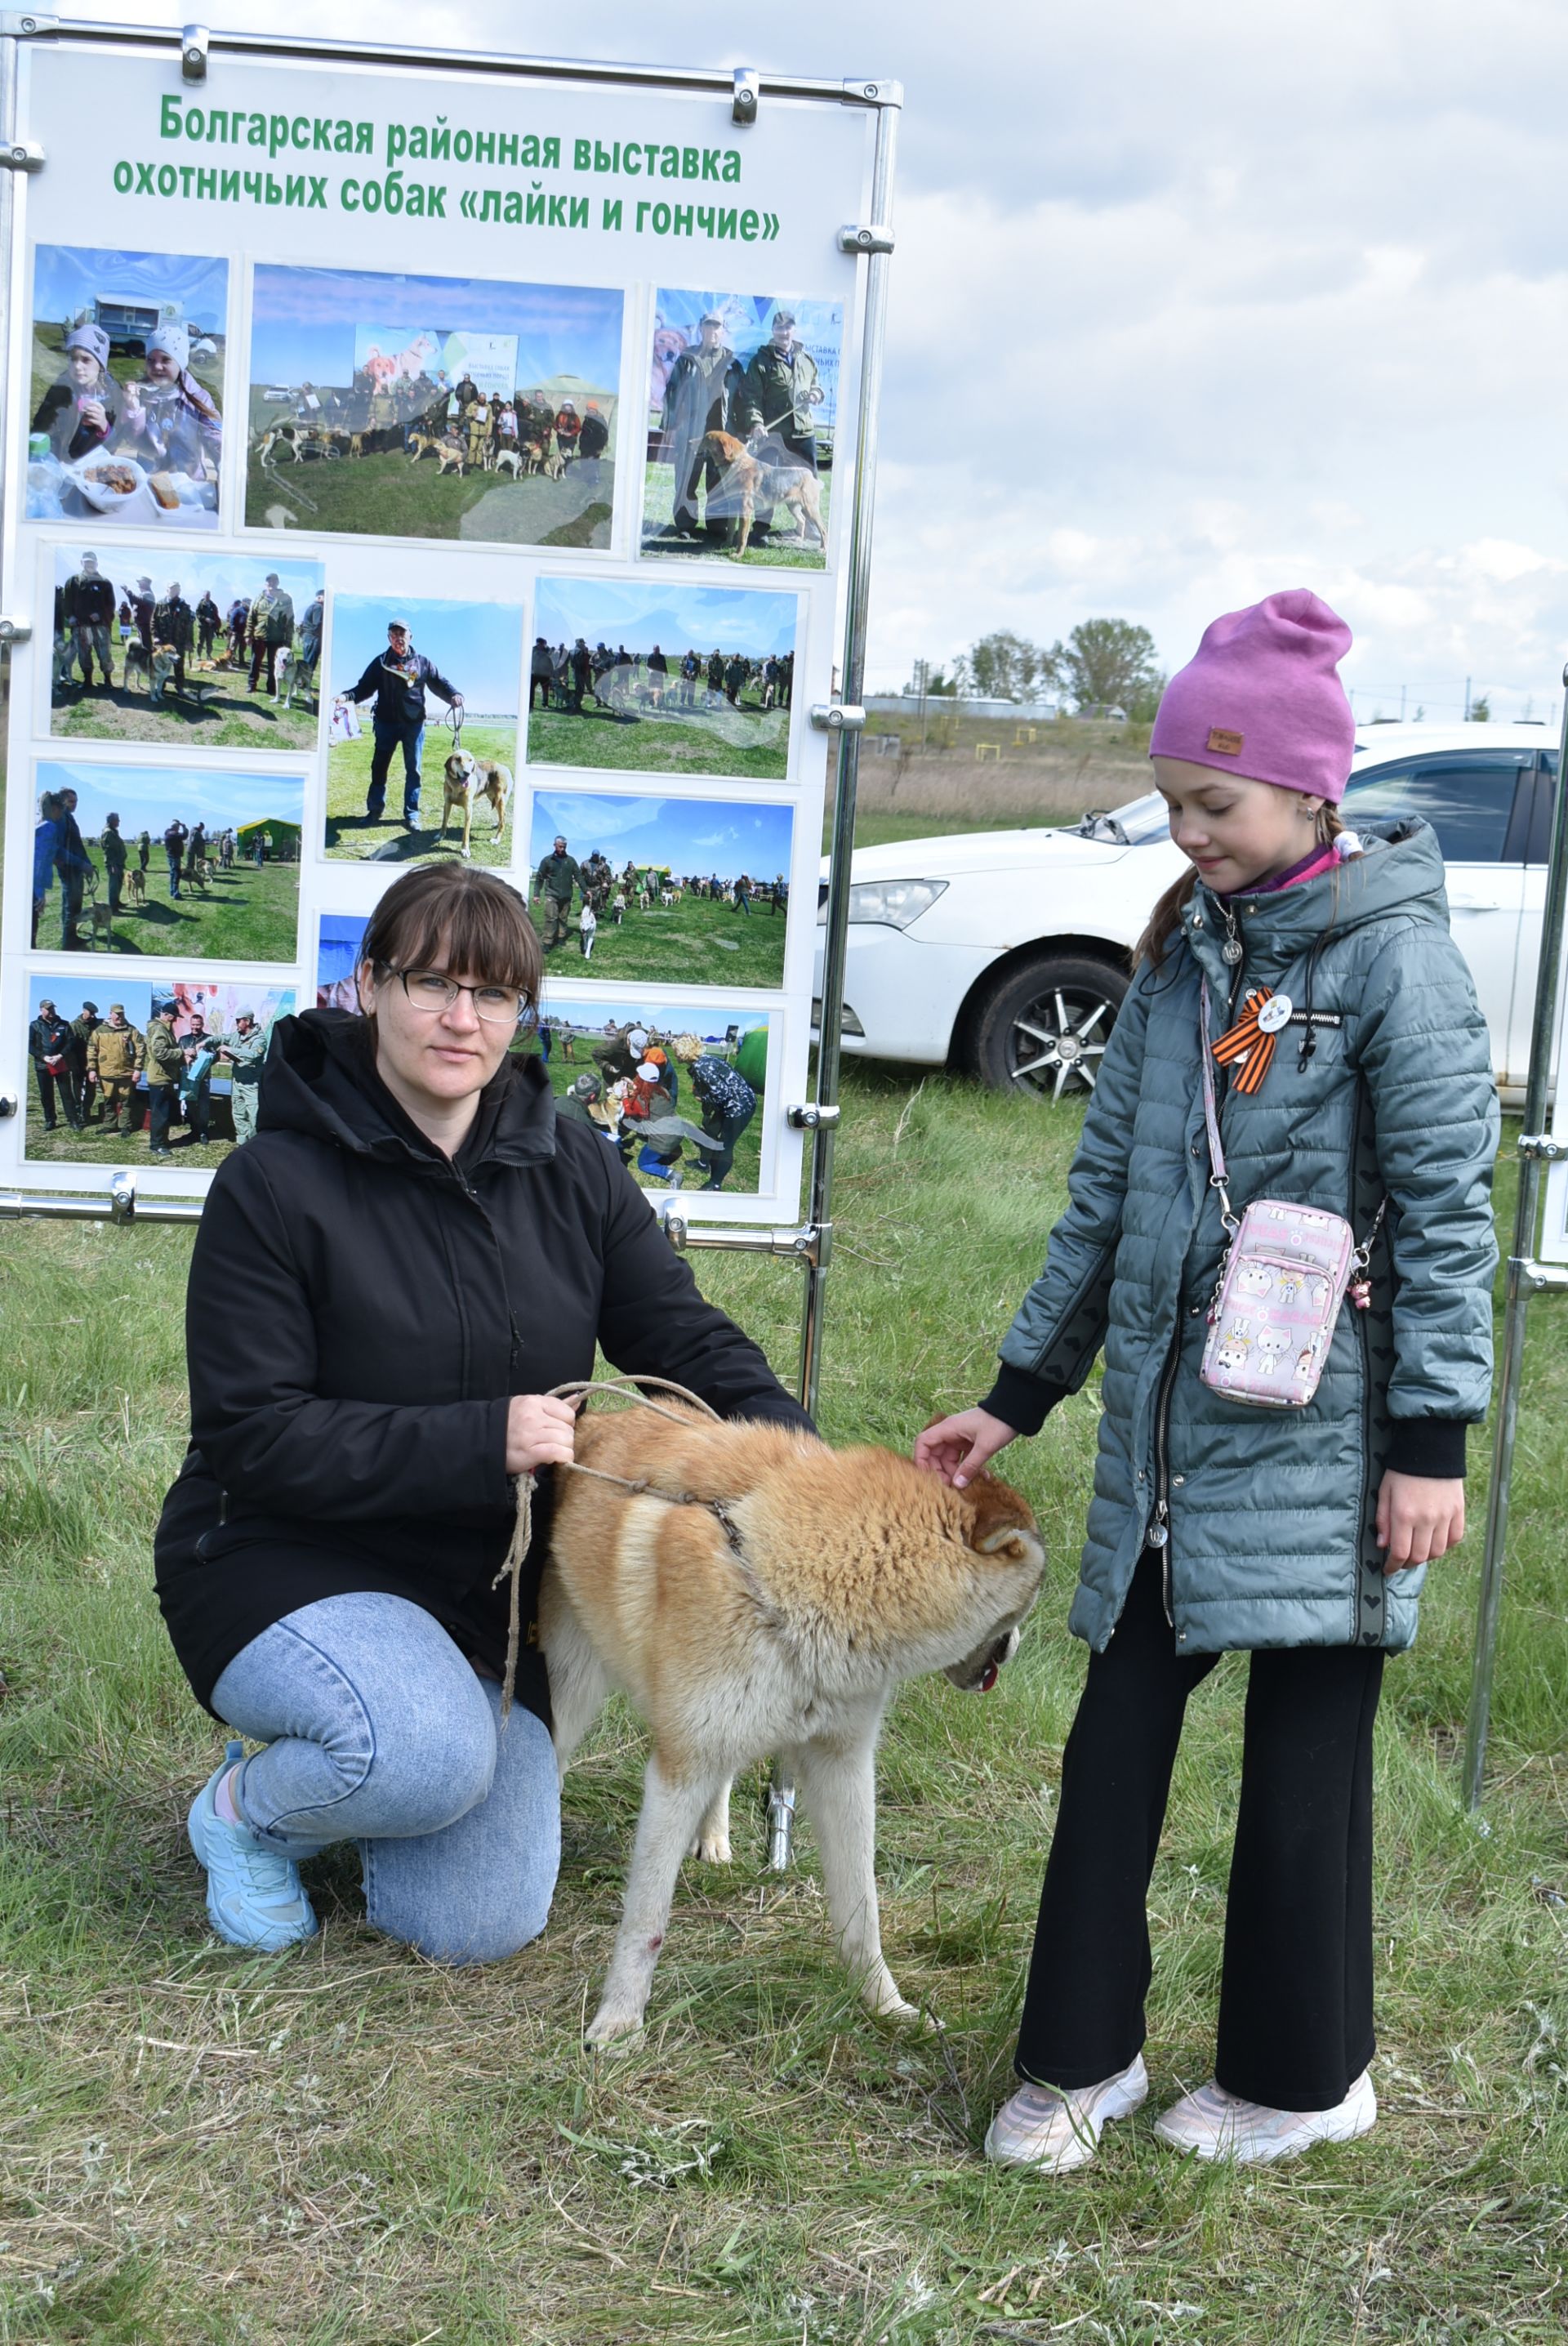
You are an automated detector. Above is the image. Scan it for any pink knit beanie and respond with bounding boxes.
[1149,589,1355,804]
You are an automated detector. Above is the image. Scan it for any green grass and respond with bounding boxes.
[38,851,299,962]
[640,458,831,569]
[21,1086,243,1171]
[2,1081,1566,2343]
[513,1031,764,1197]
[829,808,1058,854]
[529,692,791,781]
[538,889,787,990]
[324,722,517,867]
[246,441,613,547]
[49,634,319,756]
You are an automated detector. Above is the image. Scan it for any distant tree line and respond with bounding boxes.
[909,620,1166,720]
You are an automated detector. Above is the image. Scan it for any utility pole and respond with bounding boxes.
[914,656,929,750]
[1400,684,1407,721]
[1464,676,1472,720]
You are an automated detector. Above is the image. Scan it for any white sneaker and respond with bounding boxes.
[984,2054,1149,2172]
[1153,2070,1376,2164]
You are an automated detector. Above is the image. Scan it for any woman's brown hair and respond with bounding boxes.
[1134,800,1344,970]
[358,864,541,1008]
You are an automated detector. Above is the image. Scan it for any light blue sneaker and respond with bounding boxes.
[188,1740,319,1951]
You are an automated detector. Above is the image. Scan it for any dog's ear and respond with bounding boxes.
[959,1474,1040,1560]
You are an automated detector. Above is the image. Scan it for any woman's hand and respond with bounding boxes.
[913,1407,1019,1489]
[506,1393,578,1478]
[1377,1471,1465,1572]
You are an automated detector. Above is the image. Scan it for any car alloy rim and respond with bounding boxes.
[1008,988,1115,1100]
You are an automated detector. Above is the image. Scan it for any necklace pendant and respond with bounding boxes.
[1222,938,1243,965]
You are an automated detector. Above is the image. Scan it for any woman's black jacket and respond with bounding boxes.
[154,1010,812,1724]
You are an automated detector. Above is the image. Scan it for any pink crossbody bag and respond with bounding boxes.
[1197,978,1385,1410]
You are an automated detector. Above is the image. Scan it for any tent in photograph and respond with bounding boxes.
[235,817,302,856]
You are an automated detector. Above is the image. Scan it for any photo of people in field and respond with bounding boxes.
[644,291,841,569]
[23,974,294,1171]
[246,265,621,546]
[526,791,793,989]
[32,760,304,964]
[27,245,226,528]
[323,595,521,866]
[314,920,770,1197]
[528,578,798,781]
[47,546,324,753]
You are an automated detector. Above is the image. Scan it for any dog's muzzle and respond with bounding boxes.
[942,1624,1022,1694]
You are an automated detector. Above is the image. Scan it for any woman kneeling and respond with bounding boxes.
[156,863,808,1962]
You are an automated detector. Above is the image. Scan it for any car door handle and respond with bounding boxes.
[1449,894,1508,912]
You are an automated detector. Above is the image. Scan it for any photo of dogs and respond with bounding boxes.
[540,1400,1045,2046]
[439,748,512,858]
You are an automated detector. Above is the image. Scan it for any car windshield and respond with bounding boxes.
[1072,791,1171,845]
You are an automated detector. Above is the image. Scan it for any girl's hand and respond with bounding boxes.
[506,1393,578,1478]
[914,1407,1019,1489]
[1376,1471,1465,1572]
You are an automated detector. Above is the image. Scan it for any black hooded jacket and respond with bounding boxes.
[154,1009,810,1723]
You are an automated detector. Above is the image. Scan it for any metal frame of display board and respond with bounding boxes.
[1462,665,1568,1812]
[0,19,898,1872]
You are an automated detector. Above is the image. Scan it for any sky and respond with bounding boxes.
[33,245,228,337]
[528,790,794,877]
[532,577,799,660]
[52,545,323,609]
[55,0,1568,724]
[331,595,523,714]
[36,760,305,835]
[250,267,623,395]
[27,975,295,1027]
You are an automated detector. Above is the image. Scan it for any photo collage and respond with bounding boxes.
[11,243,851,1206]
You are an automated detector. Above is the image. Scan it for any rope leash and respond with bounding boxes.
[492,1375,722,1719]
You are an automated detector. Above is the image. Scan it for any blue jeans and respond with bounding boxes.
[701,1106,754,1190]
[210,1591,560,1965]
[368,718,425,821]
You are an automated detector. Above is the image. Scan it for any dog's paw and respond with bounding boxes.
[866,1993,943,2036]
[686,1829,732,1864]
[584,2005,646,2054]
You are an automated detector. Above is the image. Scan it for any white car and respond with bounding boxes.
[817,723,1557,1102]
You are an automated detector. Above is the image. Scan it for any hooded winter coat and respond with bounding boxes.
[982,818,1499,1657]
[154,1010,811,1723]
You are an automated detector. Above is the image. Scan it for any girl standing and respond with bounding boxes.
[918,591,1499,2169]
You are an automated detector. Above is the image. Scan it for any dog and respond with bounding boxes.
[541,1402,1045,2047]
[435,436,466,477]
[273,644,293,702]
[439,749,511,856]
[122,641,153,694]
[150,646,179,701]
[86,895,115,948]
[693,429,827,558]
[128,867,147,906]
[491,445,523,480]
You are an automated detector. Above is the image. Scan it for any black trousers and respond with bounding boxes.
[1017,1549,1382,2112]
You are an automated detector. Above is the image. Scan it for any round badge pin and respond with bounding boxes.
[1256,993,1293,1034]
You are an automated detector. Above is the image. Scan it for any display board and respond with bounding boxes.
[1,30,880,1222]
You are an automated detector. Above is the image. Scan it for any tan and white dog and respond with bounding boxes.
[541,1403,1045,2047]
[439,749,511,857]
[128,867,148,906]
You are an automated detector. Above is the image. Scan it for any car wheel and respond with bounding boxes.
[970,952,1129,1100]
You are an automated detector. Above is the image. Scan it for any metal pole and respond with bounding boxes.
[1462,662,1568,1810]
[798,95,899,1421]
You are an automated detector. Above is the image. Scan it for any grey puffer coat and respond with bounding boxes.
[983,818,1499,1657]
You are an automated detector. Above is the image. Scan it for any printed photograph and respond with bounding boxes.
[644,291,841,569]
[47,546,324,752]
[528,578,798,780]
[324,596,521,866]
[246,265,622,546]
[312,923,770,1197]
[526,790,793,989]
[23,973,295,1171]
[26,245,226,528]
[31,760,304,964]
[522,996,773,1196]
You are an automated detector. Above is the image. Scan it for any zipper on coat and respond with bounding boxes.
[1147,1335,1180,1626]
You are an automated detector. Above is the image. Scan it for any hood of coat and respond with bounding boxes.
[1180,815,1449,994]
[257,1006,556,1174]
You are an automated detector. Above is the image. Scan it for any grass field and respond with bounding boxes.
[2,1066,1565,2343]
[513,1030,764,1197]
[37,852,299,963]
[641,459,831,571]
[325,725,516,867]
[529,694,791,782]
[49,649,318,756]
[546,890,788,990]
[246,444,614,549]
[22,1086,242,1171]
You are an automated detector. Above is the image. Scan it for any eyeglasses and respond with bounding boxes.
[393,969,525,1024]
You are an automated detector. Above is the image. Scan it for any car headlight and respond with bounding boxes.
[817,877,948,930]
